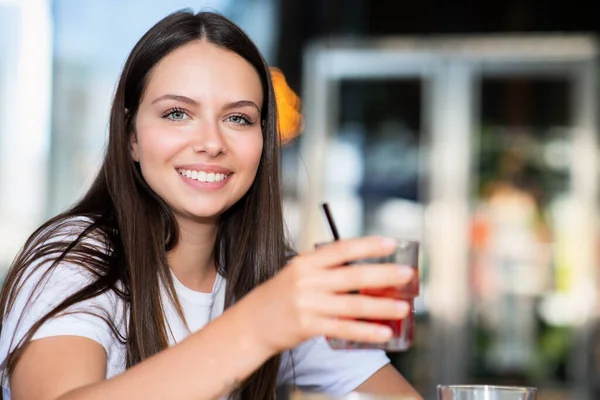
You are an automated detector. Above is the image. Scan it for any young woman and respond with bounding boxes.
[0,10,422,400]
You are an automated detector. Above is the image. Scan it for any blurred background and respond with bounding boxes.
[0,0,599,399]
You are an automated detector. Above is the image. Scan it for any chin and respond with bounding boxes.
[172,198,240,222]
[187,206,230,221]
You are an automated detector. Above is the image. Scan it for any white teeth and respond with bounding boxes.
[178,169,228,183]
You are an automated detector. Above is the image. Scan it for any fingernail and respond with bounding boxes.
[397,265,413,278]
[377,325,393,339]
[397,301,410,315]
[381,238,396,249]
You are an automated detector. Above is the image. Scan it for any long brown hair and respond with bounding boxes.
[0,10,286,399]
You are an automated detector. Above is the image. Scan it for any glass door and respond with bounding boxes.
[297,35,598,399]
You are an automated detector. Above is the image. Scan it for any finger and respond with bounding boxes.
[305,264,414,292]
[302,237,397,269]
[319,317,394,343]
[307,293,411,320]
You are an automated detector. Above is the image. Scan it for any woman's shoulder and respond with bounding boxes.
[33,214,110,245]
[3,214,124,325]
[13,214,117,293]
[21,214,115,262]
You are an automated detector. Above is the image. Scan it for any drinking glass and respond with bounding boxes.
[437,385,537,400]
[317,239,420,351]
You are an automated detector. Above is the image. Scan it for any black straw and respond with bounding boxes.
[321,203,340,241]
[322,203,358,294]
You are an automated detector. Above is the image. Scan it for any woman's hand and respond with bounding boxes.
[245,236,414,355]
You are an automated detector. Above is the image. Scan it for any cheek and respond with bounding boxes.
[136,126,185,164]
[238,133,263,172]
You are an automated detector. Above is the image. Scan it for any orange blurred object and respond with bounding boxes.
[270,67,303,144]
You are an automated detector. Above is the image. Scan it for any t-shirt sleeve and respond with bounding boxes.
[0,260,121,387]
[278,336,391,395]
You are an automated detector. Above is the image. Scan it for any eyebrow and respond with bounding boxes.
[151,95,261,113]
[223,100,261,114]
[151,94,198,106]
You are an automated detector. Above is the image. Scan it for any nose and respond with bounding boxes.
[191,119,227,157]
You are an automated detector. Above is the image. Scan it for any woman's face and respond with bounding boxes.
[132,40,264,223]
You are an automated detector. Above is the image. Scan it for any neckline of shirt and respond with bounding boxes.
[169,269,224,306]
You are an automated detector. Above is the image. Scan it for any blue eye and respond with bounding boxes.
[169,111,186,120]
[227,113,254,126]
[162,108,189,121]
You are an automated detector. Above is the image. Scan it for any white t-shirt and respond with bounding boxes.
[0,225,390,399]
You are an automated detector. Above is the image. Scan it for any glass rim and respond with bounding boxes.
[437,384,537,393]
[315,238,420,247]
[291,392,420,399]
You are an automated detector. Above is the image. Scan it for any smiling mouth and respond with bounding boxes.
[177,169,230,183]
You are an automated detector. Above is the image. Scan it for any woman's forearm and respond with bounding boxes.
[58,298,273,400]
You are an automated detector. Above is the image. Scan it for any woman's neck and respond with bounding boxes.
[168,216,219,293]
